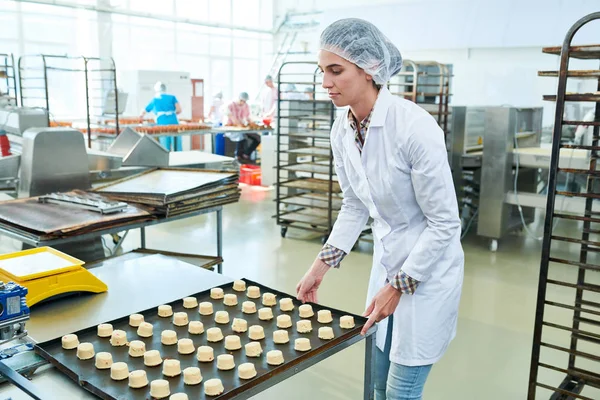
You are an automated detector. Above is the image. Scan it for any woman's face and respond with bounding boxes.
[318,50,374,108]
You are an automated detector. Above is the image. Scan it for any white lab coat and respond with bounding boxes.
[326,87,464,366]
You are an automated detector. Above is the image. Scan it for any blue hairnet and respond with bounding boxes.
[320,18,403,85]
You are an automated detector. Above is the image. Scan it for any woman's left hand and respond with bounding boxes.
[361,284,401,335]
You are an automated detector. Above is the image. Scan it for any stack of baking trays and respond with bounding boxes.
[0,190,153,241]
[94,168,241,217]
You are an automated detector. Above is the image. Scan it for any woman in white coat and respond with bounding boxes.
[296,19,464,400]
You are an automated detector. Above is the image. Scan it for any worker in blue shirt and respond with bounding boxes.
[140,81,182,151]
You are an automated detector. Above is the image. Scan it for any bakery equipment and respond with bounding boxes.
[0,247,107,307]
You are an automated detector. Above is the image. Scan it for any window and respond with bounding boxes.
[232,0,260,28]
[209,0,231,25]
[175,0,209,21]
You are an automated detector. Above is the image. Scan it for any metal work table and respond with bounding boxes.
[0,205,224,273]
[0,254,376,399]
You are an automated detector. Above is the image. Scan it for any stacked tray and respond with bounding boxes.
[35,279,368,400]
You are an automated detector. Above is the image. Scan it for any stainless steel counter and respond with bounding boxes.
[0,253,232,398]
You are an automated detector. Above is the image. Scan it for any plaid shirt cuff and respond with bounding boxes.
[318,244,347,268]
[391,270,420,295]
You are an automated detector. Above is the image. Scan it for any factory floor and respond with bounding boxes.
[0,186,594,399]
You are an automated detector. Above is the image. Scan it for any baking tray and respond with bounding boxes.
[35,279,368,400]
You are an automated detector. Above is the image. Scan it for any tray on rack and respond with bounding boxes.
[279,193,343,210]
[35,279,368,400]
[279,178,341,193]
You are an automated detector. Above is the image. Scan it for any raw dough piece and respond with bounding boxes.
[161,330,178,345]
[129,313,144,327]
[247,286,260,299]
[279,298,294,312]
[248,325,265,340]
[173,312,189,327]
[128,340,146,357]
[299,304,314,318]
[204,379,224,396]
[197,346,214,362]
[95,352,112,369]
[163,359,181,377]
[150,379,170,399]
[277,315,292,329]
[224,293,238,306]
[110,330,127,347]
[207,327,224,342]
[340,315,355,329]
[294,338,311,352]
[210,288,224,299]
[110,362,129,381]
[177,338,195,355]
[245,342,263,357]
[188,321,204,335]
[158,305,173,317]
[318,327,335,340]
[262,293,277,306]
[76,343,94,360]
[259,308,274,321]
[183,367,202,385]
[242,301,257,314]
[128,370,148,388]
[273,330,289,344]
[137,322,153,338]
[170,394,188,400]
[317,310,333,324]
[267,350,284,366]
[225,335,242,350]
[232,318,248,333]
[183,296,198,309]
[61,334,79,350]
[238,363,257,380]
[199,302,214,315]
[296,320,312,333]
[233,280,246,292]
[144,350,163,367]
[97,323,113,338]
[215,311,230,324]
[217,354,235,370]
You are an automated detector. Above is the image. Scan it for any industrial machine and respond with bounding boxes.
[450,106,544,251]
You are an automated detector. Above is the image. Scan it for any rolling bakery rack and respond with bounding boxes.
[388,60,452,140]
[0,53,18,106]
[528,12,600,400]
[18,54,120,147]
[274,61,339,243]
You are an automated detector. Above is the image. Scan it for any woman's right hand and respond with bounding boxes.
[296,258,330,304]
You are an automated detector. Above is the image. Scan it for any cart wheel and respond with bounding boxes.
[489,239,498,252]
[281,226,288,238]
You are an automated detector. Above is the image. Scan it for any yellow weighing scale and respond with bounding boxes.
[0,247,107,307]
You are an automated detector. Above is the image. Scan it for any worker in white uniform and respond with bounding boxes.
[260,75,278,122]
[296,19,464,400]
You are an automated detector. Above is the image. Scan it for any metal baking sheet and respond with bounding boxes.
[280,178,341,193]
[35,279,368,400]
[0,191,152,236]
[95,168,238,204]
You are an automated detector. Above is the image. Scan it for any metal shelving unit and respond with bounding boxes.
[0,53,18,106]
[388,60,452,139]
[18,54,119,147]
[529,12,600,400]
[275,61,339,242]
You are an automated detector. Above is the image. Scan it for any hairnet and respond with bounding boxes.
[239,92,249,101]
[214,91,223,99]
[154,81,166,93]
[265,75,273,81]
[320,18,403,85]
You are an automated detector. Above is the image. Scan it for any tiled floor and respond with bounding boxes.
[0,186,596,399]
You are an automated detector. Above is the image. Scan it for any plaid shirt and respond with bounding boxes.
[317,109,420,295]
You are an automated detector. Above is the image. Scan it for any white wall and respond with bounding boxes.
[274,0,600,127]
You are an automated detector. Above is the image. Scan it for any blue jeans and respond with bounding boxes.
[374,316,433,400]
[159,136,182,152]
